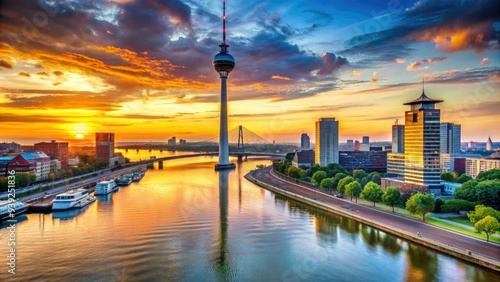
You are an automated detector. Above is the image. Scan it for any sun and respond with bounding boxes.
[76,133,84,139]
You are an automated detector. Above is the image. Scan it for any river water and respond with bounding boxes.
[0,151,498,281]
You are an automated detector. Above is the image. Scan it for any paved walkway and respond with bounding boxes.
[248,167,500,261]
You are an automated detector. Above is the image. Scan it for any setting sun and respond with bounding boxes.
[76,133,84,139]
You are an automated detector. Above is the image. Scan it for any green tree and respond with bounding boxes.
[287,166,301,179]
[474,216,500,242]
[456,174,472,184]
[65,170,74,178]
[383,186,402,212]
[299,170,308,180]
[476,169,500,181]
[311,171,328,186]
[320,178,334,190]
[406,193,435,221]
[361,181,384,207]
[337,176,354,195]
[440,172,456,182]
[331,173,346,190]
[352,169,367,180]
[371,174,382,185]
[468,205,500,222]
[475,180,500,206]
[433,198,445,213]
[454,180,478,202]
[441,199,477,213]
[345,181,362,202]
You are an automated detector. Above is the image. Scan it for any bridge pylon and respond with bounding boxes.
[237,125,244,153]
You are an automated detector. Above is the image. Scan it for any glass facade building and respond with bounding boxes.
[392,124,405,153]
[403,92,442,189]
[440,123,461,154]
[315,118,339,166]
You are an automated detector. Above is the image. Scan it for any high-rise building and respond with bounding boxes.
[168,137,177,145]
[403,90,442,190]
[34,140,69,169]
[96,133,115,165]
[315,118,339,166]
[440,123,461,154]
[300,133,310,150]
[486,137,493,151]
[392,124,405,153]
[354,140,360,151]
[362,136,369,145]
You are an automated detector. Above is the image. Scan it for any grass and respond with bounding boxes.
[441,216,475,227]
[426,217,500,244]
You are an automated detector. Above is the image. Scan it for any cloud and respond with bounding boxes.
[53,82,62,86]
[370,77,377,83]
[442,69,458,76]
[17,72,30,77]
[0,59,13,69]
[352,70,362,76]
[407,57,447,71]
[53,71,64,77]
[37,72,50,76]
[271,75,292,81]
[395,58,406,64]
[480,58,489,66]
[317,52,349,76]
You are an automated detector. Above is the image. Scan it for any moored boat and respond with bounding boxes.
[52,188,96,210]
[0,200,28,221]
[95,179,117,195]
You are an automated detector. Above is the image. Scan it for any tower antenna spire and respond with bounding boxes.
[222,0,227,45]
[422,78,425,94]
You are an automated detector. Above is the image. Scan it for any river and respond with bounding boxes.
[0,152,498,281]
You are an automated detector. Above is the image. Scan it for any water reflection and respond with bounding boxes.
[52,206,89,221]
[0,214,28,229]
[215,169,229,278]
[405,244,438,282]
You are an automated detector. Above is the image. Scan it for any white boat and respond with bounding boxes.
[52,188,96,211]
[95,179,118,195]
[0,200,28,221]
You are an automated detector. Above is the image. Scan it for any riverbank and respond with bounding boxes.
[245,166,500,273]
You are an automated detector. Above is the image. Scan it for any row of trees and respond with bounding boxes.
[468,205,500,242]
[0,173,37,191]
[440,172,472,183]
[453,171,500,206]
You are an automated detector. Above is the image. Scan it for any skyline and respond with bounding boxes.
[0,0,499,145]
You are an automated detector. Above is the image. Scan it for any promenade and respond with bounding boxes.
[246,166,500,272]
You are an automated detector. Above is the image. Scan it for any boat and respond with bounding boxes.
[52,188,96,211]
[0,200,28,221]
[95,179,118,195]
[117,176,132,186]
[132,171,145,182]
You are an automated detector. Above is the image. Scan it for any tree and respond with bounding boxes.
[361,181,384,207]
[383,186,402,212]
[352,169,367,180]
[345,181,362,202]
[331,173,346,190]
[474,216,500,242]
[337,176,354,195]
[406,193,435,221]
[440,172,456,182]
[371,174,382,185]
[320,178,334,190]
[476,169,500,181]
[311,171,328,186]
[433,198,445,213]
[441,199,477,213]
[453,180,478,202]
[475,180,500,206]
[468,205,500,222]
[456,174,472,184]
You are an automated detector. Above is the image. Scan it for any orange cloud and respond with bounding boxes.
[37,72,50,76]
[480,58,489,66]
[443,70,458,76]
[395,58,405,64]
[0,59,13,69]
[352,70,362,76]
[53,71,64,77]
[18,72,30,77]
[370,77,377,83]
[271,75,292,81]
[410,24,490,53]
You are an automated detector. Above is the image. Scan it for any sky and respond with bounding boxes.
[0,0,499,145]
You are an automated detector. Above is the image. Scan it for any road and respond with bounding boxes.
[249,166,500,261]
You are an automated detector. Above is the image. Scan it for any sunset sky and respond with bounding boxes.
[0,0,499,145]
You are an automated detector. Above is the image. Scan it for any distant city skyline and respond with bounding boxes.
[0,0,499,144]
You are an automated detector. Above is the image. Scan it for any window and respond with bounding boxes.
[413,113,418,122]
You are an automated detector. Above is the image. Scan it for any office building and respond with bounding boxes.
[392,124,405,153]
[7,152,52,181]
[362,136,369,145]
[354,140,360,151]
[292,150,315,168]
[403,90,442,190]
[96,132,115,165]
[168,137,177,145]
[440,123,461,154]
[339,151,387,172]
[465,157,500,179]
[315,118,339,166]
[0,142,21,153]
[300,133,310,150]
[386,153,405,177]
[34,140,69,169]
[179,139,187,145]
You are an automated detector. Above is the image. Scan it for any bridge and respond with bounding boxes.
[117,125,296,156]
[139,151,285,169]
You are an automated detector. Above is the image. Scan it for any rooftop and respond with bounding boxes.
[403,92,443,105]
